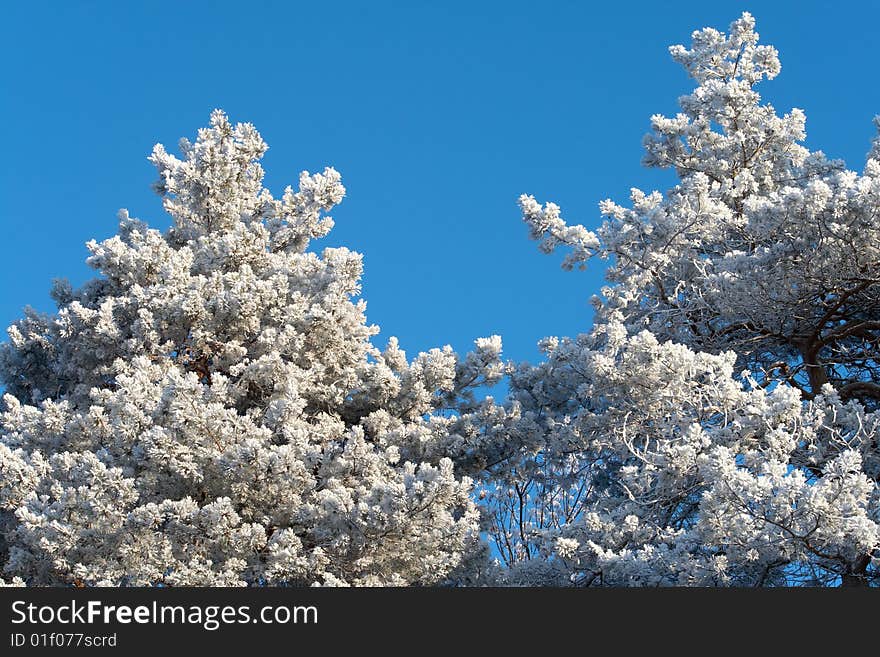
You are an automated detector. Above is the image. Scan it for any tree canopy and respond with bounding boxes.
[1,13,877,587]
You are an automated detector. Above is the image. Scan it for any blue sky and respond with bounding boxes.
[2,1,878,365]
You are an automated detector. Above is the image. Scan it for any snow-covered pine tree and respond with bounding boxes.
[0,111,503,586]
[494,12,880,586]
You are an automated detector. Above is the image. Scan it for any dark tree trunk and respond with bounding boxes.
[841,554,871,587]
[799,341,828,397]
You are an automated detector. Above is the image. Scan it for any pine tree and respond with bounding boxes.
[496,13,880,586]
[0,111,502,586]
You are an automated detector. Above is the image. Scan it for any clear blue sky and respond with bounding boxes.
[2,1,878,365]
